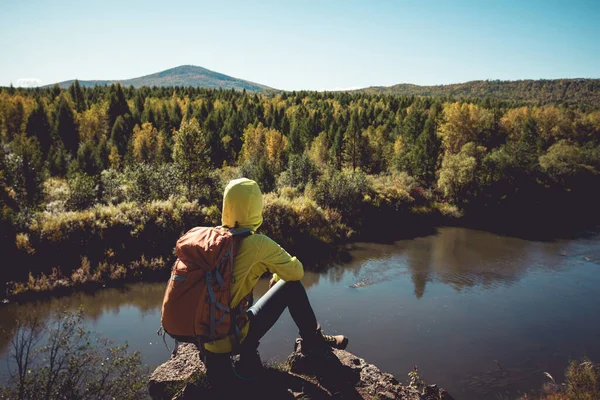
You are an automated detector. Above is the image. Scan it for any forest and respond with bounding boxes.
[1,82,599,298]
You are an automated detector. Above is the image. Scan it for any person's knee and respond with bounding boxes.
[281,279,304,291]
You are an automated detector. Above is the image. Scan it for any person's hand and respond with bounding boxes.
[269,277,276,289]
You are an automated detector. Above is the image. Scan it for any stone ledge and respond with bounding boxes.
[148,342,454,400]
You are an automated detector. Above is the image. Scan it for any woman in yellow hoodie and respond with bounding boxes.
[205,178,348,381]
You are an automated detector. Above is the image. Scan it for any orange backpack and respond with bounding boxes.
[159,226,252,356]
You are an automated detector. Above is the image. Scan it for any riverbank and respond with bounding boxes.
[3,172,599,303]
[0,174,451,302]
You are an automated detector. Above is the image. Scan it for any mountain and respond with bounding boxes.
[52,65,273,91]
[354,79,600,108]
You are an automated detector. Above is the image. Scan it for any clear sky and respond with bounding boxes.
[1,0,599,90]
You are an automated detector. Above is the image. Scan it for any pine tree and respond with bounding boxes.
[411,116,441,185]
[54,95,79,156]
[69,80,86,112]
[344,110,361,171]
[331,127,344,171]
[25,98,52,156]
[173,118,209,199]
[106,84,130,130]
[11,133,44,207]
[110,116,129,156]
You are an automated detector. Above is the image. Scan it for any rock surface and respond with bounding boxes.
[148,341,454,400]
[148,343,206,400]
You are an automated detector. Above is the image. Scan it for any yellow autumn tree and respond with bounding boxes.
[132,122,160,164]
[77,104,108,143]
[240,123,288,172]
[439,102,492,155]
[265,128,288,172]
[500,106,531,141]
[239,123,267,164]
[308,132,330,169]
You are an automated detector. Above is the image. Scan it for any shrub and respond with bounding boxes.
[127,163,185,202]
[308,170,370,223]
[261,192,348,259]
[367,172,417,210]
[99,169,128,204]
[240,157,276,193]
[66,173,98,211]
[0,309,148,400]
[43,177,69,213]
[278,153,320,192]
[565,359,600,400]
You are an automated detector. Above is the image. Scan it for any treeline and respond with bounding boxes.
[1,82,600,296]
[359,78,600,110]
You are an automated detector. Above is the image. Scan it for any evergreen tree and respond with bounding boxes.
[69,80,86,112]
[173,119,209,199]
[4,97,25,140]
[169,100,183,132]
[11,133,44,207]
[25,99,52,156]
[110,116,129,156]
[411,116,441,184]
[344,110,362,171]
[133,92,145,121]
[106,84,130,130]
[54,95,79,156]
[331,127,344,170]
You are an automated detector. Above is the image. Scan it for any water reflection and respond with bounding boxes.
[343,227,586,299]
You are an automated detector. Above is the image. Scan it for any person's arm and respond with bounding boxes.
[256,235,304,285]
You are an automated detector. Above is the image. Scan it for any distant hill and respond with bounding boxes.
[52,65,273,91]
[354,79,600,108]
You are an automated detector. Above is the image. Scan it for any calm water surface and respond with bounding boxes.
[1,227,599,399]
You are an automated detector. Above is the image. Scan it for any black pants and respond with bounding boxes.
[205,280,318,376]
[241,279,318,353]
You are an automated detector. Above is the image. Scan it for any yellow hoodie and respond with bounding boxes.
[204,178,304,353]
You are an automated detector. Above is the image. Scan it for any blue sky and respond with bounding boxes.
[1,0,598,90]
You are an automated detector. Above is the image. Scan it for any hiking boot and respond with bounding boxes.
[301,324,349,353]
[320,330,348,350]
[205,351,235,386]
[234,349,264,381]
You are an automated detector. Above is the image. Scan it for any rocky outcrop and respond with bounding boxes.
[148,341,454,400]
[148,343,206,400]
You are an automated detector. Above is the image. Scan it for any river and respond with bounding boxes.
[1,226,599,399]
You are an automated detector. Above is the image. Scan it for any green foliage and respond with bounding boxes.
[539,140,588,186]
[25,99,52,156]
[127,163,183,202]
[99,169,128,205]
[54,95,79,156]
[66,173,98,211]
[278,153,319,192]
[309,170,369,222]
[240,157,276,194]
[10,134,44,208]
[564,359,600,400]
[261,192,348,257]
[410,116,441,184]
[359,78,600,109]
[2,84,600,295]
[0,309,148,400]
[110,115,129,157]
[437,142,486,205]
[173,118,210,199]
[106,84,130,130]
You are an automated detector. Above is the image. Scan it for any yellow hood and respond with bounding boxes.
[222,178,263,231]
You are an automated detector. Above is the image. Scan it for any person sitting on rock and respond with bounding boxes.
[204,178,348,382]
